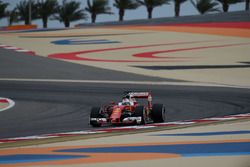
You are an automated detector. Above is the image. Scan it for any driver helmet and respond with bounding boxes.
[122,98,131,105]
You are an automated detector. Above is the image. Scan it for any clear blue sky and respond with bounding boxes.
[0,0,246,28]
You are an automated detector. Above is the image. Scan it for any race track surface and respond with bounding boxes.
[0,49,250,139]
[1,21,250,140]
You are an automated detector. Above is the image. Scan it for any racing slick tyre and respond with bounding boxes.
[90,107,103,127]
[134,106,146,125]
[152,104,166,123]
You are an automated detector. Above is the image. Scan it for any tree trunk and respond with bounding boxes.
[25,18,29,25]
[147,7,153,19]
[9,17,12,26]
[91,13,96,23]
[175,0,180,17]
[246,0,250,11]
[119,9,125,21]
[64,20,70,28]
[42,17,48,28]
[223,0,229,12]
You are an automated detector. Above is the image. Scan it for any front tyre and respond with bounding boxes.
[90,107,102,127]
[152,104,166,123]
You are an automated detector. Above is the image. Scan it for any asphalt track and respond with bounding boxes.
[0,48,250,139]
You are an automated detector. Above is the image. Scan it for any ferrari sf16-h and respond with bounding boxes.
[89,92,165,127]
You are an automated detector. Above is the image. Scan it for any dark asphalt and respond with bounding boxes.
[0,49,250,139]
[0,48,175,81]
[133,63,250,70]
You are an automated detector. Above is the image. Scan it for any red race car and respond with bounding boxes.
[89,91,166,127]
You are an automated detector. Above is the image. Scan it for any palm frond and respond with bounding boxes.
[113,0,140,9]
[85,0,112,23]
[53,0,87,27]
[192,0,221,14]
[0,0,8,18]
[15,0,39,24]
[136,0,170,7]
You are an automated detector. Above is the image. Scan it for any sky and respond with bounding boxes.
[0,0,246,28]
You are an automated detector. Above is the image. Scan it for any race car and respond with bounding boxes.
[89,91,165,127]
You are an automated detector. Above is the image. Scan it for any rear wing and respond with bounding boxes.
[124,91,152,101]
[126,92,151,98]
[124,91,152,108]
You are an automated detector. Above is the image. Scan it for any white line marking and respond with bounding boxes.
[0,97,15,112]
[0,78,249,89]
[16,49,30,52]
[202,117,237,121]
[52,131,101,135]
[104,125,155,130]
[5,135,56,140]
[4,46,19,50]
[160,121,195,125]
[233,113,250,117]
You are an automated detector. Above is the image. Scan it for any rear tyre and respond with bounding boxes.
[134,106,146,125]
[152,104,166,123]
[90,107,102,127]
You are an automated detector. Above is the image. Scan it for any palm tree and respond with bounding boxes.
[136,0,170,19]
[16,0,38,25]
[37,0,58,28]
[113,0,140,21]
[7,8,18,26]
[85,0,112,23]
[191,0,220,14]
[54,0,86,28]
[173,0,187,17]
[0,0,8,20]
[216,0,244,12]
[246,0,249,10]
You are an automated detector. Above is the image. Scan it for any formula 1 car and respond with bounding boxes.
[89,91,165,127]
